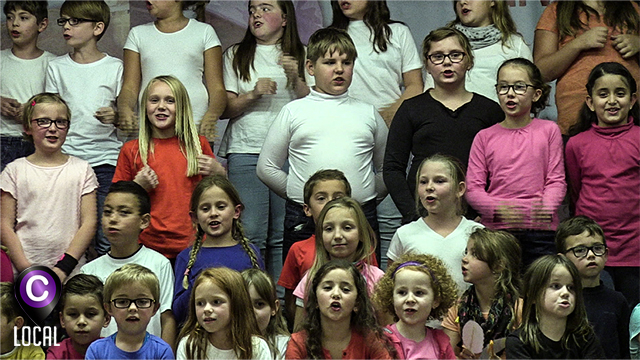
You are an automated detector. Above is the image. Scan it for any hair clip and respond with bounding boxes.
[31,100,36,106]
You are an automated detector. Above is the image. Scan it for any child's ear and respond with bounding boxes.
[151,302,160,316]
[457,181,466,198]
[533,88,542,103]
[586,95,595,112]
[14,316,24,330]
[303,204,312,218]
[140,213,151,230]
[272,299,280,317]
[59,311,65,328]
[281,13,287,28]
[305,59,315,76]
[189,211,198,224]
[104,302,113,316]
[433,297,440,310]
[93,21,105,38]
[38,18,49,33]
[630,92,638,109]
[234,204,242,220]
[103,312,111,328]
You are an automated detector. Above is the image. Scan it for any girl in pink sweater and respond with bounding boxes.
[466,58,566,270]
[565,62,639,308]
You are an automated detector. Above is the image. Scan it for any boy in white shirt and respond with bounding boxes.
[257,28,387,261]
[81,181,176,351]
[1,1,56,171]
[46,0,123,257]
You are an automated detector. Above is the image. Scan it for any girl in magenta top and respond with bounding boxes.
[565,61,639,307]
[466,58,566,269]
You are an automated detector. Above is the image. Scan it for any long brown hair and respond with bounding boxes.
[329,0,402,53]
[556,1,639,40]
[518,255,593,354]
[182,175,260,290]
[231,0,305,87]
[177,267,262,360]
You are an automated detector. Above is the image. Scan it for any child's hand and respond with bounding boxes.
[250,78,277,99]
[1,96,22,120]
[612,34,640,58]
[495,203,524,226]
[117,107,139,135]
[280,55,300,82]
[94,107,117,124]
[197,154,226,176]
[134,165,159,190]
[576,27,608,51]
[199,111,218,142]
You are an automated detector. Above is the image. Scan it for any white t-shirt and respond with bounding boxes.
[219,44,311,156]
[0,156,97,275]
[81,246,174,338]
[256,89,387,204]
[387,217,483,294]
[273,334,290,360]
[1,49,56,137]
[424,36,532,103]
[45,54,123,167]
[346,21,423,110]
[176,335,271,360]
[124,19,221,126]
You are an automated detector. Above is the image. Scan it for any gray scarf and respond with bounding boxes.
[454,24,502,50]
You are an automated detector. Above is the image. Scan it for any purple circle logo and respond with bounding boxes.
[19,270,56,308]
[14,266,62,325]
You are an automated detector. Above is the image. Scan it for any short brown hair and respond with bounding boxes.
[307,27,357,63]
[303,169,352,205]
[103,264,160,304]
[60,1,110,41]
[422,27,474,70]
[555,216,606,253]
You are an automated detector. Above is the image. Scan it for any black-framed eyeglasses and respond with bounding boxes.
[565,244,607,259]
[57,17,95,26]
[427,52,466,65]
[111,298,155,309]
[496,82,536,95]
[31,118,70,130]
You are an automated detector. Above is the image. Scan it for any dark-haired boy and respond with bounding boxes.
[556,216,630,359]
[80,181,176,350]
[1,1,56,171]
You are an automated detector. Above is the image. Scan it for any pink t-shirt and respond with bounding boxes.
[385,323,456,360]
[466,119,566,230]
[293,263,384,303]
[46,338,86,359]
[0,156,97,274]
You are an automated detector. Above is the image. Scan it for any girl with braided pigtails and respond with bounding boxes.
[172,175,264,325]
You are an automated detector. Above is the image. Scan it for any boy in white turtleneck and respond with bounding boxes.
[257,27,387,261]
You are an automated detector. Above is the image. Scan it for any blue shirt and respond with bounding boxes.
[85,332,173,359]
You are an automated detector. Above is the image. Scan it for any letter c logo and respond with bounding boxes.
[26,275,49,302]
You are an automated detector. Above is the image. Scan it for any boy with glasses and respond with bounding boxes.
[556,216,630,359]
[45,0,123,258]
[85,264,173,359]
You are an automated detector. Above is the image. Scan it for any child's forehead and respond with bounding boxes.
[8,7,33,16]
[321,268,355,283]
[319,48,353,61]
[64,293,102,308]
[105,192,140,208]
[312,180,348,195]
[565,231,603,246]
[112,282,154,297]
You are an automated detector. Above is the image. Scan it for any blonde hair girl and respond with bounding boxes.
[172,175,263,325]
[176,267,270,360]
[113,76,225,260]
[242,269,290,360]
[292,197,383,331]
[442,0,532,103]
